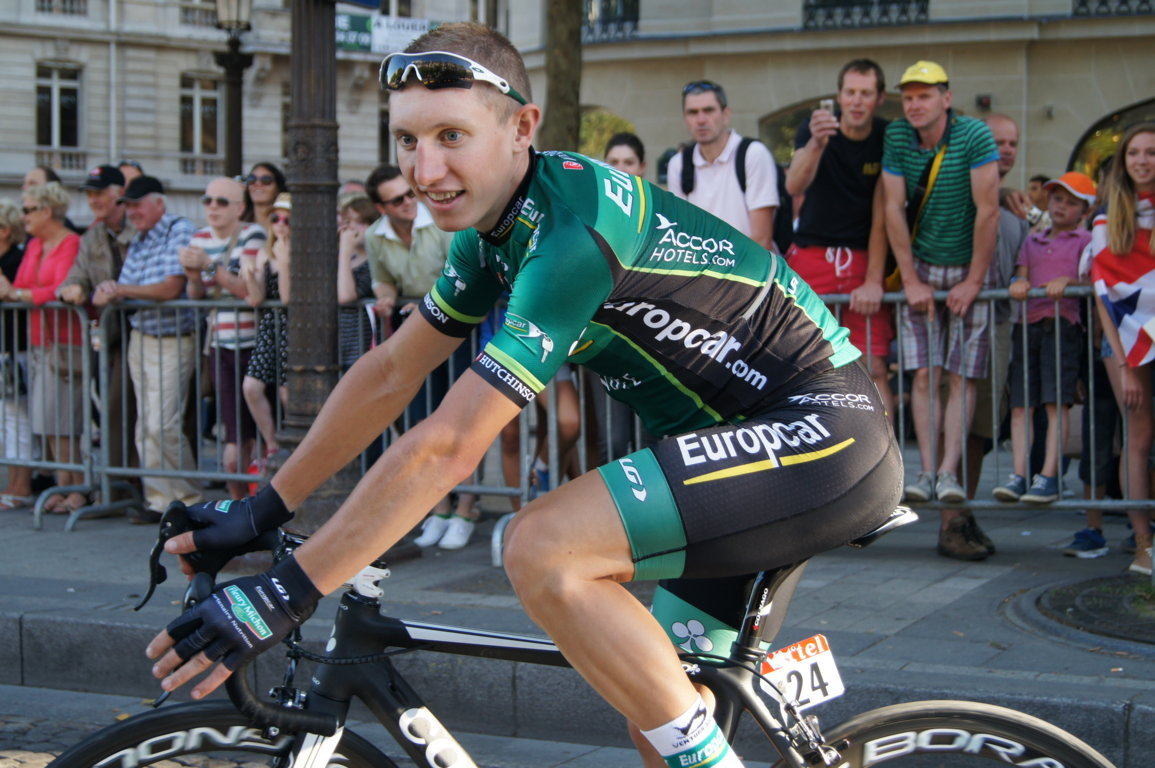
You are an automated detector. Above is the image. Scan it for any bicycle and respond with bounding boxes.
[49,504,1116,768]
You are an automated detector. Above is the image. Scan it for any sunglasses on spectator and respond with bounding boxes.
[682,80,728,108]
[201,195,239,208]
[381,51,527,105]
[270,213,291,225]
[118,159,143,170]
[21,205,43,215]
[245,174,277,186]
[683,80,722,95]
[383,189,416,207]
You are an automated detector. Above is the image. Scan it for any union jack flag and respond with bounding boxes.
[1089,194,1155,367]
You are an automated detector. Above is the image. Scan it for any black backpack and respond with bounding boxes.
[680,137,794,253]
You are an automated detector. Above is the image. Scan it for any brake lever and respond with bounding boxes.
[139,507,287,710]
[135,501,199,611]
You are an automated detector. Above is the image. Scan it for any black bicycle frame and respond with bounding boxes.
[256,560,812,768]
[229,509,918,767]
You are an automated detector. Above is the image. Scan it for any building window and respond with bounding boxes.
[1073,0,1155,16]
[379,0,412,15]
[35,0,88,14]
[583,0,638,41]
[36,63,86,170]
[802,0,929,29]
[180,75,221,175]
[180,0,218,27]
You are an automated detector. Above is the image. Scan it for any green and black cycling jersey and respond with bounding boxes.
[419,150,861,436]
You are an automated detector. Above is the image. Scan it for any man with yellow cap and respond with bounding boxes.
[881,60,1001,560]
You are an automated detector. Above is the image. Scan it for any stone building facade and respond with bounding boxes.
[1,0,1152,222]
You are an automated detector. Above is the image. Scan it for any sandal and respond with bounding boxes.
[1128,547,1153,576]
[42,493,68,514]
[0,493,34,510]
[54,492,90,514]
[248,448,279,476]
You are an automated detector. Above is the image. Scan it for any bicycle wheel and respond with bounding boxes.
[49,701,399,768]
[774,699,1114,767]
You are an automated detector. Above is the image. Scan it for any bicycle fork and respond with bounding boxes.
[289,595,484,768]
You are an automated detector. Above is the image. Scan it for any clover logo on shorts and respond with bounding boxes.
[671,619,713,653]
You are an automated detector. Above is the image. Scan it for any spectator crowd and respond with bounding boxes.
[1,57,1153,574]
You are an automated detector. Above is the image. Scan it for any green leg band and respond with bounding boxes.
[597,450,686,580]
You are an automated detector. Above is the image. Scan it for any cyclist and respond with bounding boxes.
[147,22,902,768]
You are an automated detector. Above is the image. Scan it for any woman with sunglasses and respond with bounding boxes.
[241,193,290,470]
[241,162,286,232]
[3,184,86,515]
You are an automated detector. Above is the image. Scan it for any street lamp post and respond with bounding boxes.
[214,0,254,178]
[278,0,352,533]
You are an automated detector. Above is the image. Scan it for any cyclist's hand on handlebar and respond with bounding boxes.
[165,485,293,575]
[146,555,321,699]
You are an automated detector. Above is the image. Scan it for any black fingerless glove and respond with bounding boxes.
[166,555,321,670]
[188,484,293,553]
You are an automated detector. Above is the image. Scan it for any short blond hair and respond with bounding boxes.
[23,182,71,222]
[0,199,26,246]
[404,22,531,119]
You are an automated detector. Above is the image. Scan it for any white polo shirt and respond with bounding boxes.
[666,131,779,239]
[365,202,454,298]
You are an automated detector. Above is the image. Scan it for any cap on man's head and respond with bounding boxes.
[1044,171,1097,205]
[79,165,126,191]
[117,175,164,202]
[898,60,949,89]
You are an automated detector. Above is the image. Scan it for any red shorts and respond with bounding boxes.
[786,243,895,359]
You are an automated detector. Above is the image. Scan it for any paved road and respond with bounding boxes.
[2,444,1154,766]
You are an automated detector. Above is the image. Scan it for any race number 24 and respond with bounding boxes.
[760,633,845,710]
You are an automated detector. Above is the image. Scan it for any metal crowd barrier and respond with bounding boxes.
[822,284,1152,513]
[2,288,1150,539]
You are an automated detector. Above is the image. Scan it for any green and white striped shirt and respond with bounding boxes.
[882,111,998,266]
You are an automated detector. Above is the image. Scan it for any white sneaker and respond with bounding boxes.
[413,515,451,547]
[438,516,476,550]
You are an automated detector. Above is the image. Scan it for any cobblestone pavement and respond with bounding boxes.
[0,716,101,768]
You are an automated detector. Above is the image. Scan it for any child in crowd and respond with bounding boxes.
[1062,317,1122,558]
[994,172,1096,504]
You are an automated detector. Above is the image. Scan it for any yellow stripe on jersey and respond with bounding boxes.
[484,344,547,394]
[636,177,647,235]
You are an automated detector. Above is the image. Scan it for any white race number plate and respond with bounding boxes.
[759,633,845,710]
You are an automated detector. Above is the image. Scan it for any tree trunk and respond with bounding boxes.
[536,0,583,152]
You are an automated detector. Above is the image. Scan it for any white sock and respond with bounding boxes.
[640,696,744,768]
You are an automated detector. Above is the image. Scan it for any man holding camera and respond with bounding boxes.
[784,59,894,416]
